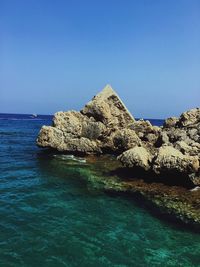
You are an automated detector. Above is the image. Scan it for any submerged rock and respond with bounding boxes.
[64,155,200,231]
[104,177,200,231]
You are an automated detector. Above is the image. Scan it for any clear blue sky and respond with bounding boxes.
[0,0,199,118]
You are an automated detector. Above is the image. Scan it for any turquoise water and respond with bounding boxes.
[0,115,200,267]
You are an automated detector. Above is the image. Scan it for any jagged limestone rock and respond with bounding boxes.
[163,117,178,128]
[153,146,199,175]
[81,85,135,127]
[179,108,200,127]
[130,119,160,146]
[160,108,200,161]
[118,146,152,170]
[112,129,141,152]
[37,126,64,150]
[53,111,83,136]
[37,85,136,154]
[37,86,200,186]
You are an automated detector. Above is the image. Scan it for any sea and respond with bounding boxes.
[0,113,200,267]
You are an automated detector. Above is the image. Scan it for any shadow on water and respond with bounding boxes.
[109,167,194,189]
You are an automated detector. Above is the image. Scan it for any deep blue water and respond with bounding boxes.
[0,113,200,267]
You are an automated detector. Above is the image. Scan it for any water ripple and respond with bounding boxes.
[0,117,200,267]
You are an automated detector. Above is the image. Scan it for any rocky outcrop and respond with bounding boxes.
[160,108,200,156]
[37,85,200,186]
[37,85,200,229]
[118,108,200,185]
[159,109,200,185]
[37,85,136,154]
[117,107,200,186]
[37,112,103,153]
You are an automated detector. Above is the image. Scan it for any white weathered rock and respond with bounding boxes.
[153,146,199,174]
[179,108,200,127]
[81,85,135,127]
[37,126,64,150]
[37,85,136,154]
[53,111,83,136]
[118,146,152,170]
[37,86,200,185]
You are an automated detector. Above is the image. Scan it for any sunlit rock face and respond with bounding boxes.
[117,146,152,171]
[118,108,200,186]
[37,85,136,154]
[37,85,200,186]
[155,108,200,185]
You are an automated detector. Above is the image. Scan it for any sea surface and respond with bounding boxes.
[0,113,200,267]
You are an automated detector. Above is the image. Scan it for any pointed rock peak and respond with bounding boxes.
[82,85,135,124]
[95,84,116,99]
